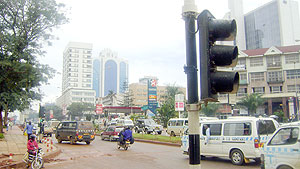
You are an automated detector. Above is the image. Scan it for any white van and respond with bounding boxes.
[167,117,217,136]
[181,117,279,165]
[261,122,300,169]
[167,118,188,136]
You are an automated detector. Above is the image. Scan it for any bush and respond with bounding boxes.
[0,133,4,139]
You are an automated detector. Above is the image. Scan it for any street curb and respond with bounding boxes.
[134,138,181,147]
[0,145,62,169]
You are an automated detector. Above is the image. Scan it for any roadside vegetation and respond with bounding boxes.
[133,133,181,144]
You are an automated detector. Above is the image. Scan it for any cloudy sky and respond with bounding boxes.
[39,0,300,103]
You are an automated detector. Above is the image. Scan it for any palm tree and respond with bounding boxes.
[237,93,265,116]
[200,102,220,117]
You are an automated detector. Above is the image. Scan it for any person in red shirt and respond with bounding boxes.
[27,135,39,155]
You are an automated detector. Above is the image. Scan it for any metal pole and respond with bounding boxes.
[182,1,200,168]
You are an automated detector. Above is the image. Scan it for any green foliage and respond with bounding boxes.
[200,103,220,117]
[132,133,181,144]
[67,102,95,120]
[43,103,64,121]
[130,114,146,122]
[237,93,265,115]
[273,111,288,123]
[0,0,68,132]
[0,133,4,139]
[157,84,184,127]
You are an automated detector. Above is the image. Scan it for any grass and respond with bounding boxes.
[0,133,4,139]
[133,133,181,144]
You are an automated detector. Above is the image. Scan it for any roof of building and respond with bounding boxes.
[242,45,300,56]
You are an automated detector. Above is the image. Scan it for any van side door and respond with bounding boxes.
[264,127,300,169]
[201,123,223,156]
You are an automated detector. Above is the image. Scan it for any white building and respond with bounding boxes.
[93,49,129,97]
[56,42,96,108]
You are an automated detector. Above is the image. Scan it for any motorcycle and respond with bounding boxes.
[117,140,131,150]
[23,148,44,169]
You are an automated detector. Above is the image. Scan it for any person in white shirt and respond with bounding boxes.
[204,125,210,145]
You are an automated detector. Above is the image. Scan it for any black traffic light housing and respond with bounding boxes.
[39,105,45,118]
[198,10,239,101]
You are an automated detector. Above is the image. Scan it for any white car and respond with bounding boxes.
[261,122,300,169]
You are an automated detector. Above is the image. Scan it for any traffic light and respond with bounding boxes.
[198,10,239,101]
[39,105,45,118]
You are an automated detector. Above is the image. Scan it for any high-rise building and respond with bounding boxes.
[244,0,300,49]
[224,0,247,50]
[93,49,128,97]
[57,42,96,108]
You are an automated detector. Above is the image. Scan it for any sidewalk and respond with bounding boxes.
[0,126,60,168]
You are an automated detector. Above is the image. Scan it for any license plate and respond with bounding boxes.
[126,141,130,144]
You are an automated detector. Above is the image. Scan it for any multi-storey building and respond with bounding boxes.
[93,49,128,97]
[56,42,96,108]
[244,0,300,50]
[129,77,186,107]
[218,45,300,118]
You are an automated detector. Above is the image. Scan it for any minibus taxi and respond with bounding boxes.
[181,117,279,165]
[167,117,218,136]
[261,122,300,169]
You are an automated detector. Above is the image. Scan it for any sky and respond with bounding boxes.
[39,0,300,104]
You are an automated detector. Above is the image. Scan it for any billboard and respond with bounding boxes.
[148,79,158,114]
[96,104,103,114]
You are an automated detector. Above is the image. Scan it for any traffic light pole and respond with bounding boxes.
[182,1,200,168]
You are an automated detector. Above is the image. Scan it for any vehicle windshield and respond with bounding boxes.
[124,120,133,125]
[115,128,124,132]
[257,120,276,135]
[78,122,94,130]
[145,119,157,125]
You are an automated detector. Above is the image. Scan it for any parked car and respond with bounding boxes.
[134,119,163,134]
[261,122,300,169]
[55,121,95,145]
[101,126,124,141]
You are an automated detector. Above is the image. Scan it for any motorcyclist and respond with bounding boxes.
[119,126,133,145]
[27,135,39,155]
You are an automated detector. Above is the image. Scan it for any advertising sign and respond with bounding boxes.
[96,104,103,114]
[175,102,184,111]
[148,79,158,114]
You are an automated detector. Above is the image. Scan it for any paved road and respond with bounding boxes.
[44,136,260,169]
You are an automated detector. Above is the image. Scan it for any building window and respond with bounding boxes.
[267,55,281,67]
[252,87,265,94]
[270,86,282,93]
[240,73,247,81]
[237,88,247,97]
[285,54,300,64]
[237,58,246,66]
[287,85,300,92]
[250,57,263,67]
[267,71,282,82]
[250,72,265,82]
[286,70,300,79]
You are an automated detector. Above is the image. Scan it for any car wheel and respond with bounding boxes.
[101,135,105,140]
[230,149,244,165]
[70,138,76,145]
[57,136,62,143]
[157,131,162,135]
[86,141,90,145]
[277,165,293,169]
[170,131,175,137]
[49,133,52,137]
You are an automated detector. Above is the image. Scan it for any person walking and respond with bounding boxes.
[204,125,210,145]
[24,121,34,140]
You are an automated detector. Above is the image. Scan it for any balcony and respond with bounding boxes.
[267,63,281,69]
[267,79,284,84]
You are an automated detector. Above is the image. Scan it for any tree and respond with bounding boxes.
[43,103,64,121]
[200,103,220,117]
[121,79,134,107]
[273,110,288,123]
[0,0,68,133]
[156,84,184,127]
[237,93,265,116]
[67,102,95,121]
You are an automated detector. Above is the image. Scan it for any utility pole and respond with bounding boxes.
[182,1,201,168]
